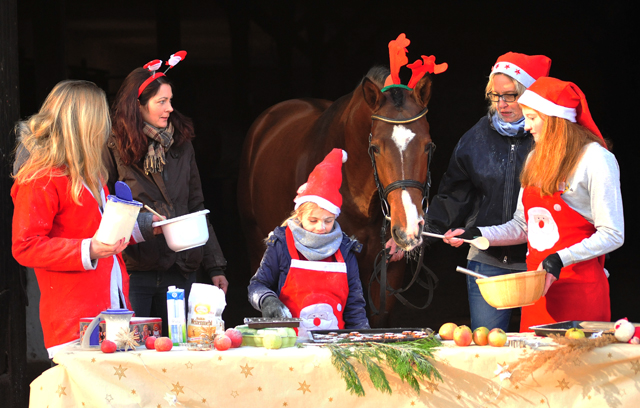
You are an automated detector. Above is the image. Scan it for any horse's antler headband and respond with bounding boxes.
[138,50,187,98]
[381,34,447,93]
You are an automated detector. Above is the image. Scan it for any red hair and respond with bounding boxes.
[520,110,605,196]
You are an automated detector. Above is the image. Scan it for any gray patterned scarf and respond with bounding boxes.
[142,122,174,174]
[287,219,343,261]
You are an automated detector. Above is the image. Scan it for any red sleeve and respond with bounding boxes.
[11,178,86,271]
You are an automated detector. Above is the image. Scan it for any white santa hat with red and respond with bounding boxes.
[294,148,347,216]
[518,77,603,139]
[490,52,552,88]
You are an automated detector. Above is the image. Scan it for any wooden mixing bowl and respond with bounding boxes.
[476,270,546,309]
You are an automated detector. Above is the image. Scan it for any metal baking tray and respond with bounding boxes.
[243,317,302,329]
[529,320,633,337]
[308,327,434,344]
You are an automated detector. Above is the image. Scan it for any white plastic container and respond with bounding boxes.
[96,195,142,244]
[152,209,210,252]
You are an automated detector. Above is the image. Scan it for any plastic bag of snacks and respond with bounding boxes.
[187,283,226,342]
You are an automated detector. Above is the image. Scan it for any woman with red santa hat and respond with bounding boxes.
[447,77,624,331]
[248,148,370,336]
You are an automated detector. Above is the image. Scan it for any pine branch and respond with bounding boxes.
[325,337,442,397]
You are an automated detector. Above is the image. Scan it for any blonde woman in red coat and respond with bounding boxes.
[11,80,147,358]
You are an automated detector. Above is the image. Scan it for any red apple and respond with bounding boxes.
[154,337,174,352]
[225,328,243,348]
[565,328,585,339]
[438,322,458,340]
[101,339,117,353]
[472,327,489,346]
[487,328,507,347]
[214,334,232,351]
[453,325,472,347]
[145,336,157,350]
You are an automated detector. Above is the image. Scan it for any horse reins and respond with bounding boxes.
[367,106,439,316]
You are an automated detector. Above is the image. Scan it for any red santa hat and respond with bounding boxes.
[490,52,552,88]
[518,77,602,139]
[294,148,347,216]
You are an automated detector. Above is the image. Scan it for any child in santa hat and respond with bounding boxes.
[248,148,370,334]
[449,77,624,332]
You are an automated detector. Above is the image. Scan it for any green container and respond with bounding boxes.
[238,327,297,348]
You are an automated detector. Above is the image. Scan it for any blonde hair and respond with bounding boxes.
[520,109,605,196]
[485,73,527,116]
[280,201,320,227]
[13,80,111,206]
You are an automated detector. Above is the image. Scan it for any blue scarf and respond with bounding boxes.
[287,219,343,261]
[491,112,525,137]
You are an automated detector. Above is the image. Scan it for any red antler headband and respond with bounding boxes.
[137,50,188,98]
[382,34,447,92]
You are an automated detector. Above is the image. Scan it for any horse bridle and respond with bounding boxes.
[367,106,439,316]
[368,107,436,218]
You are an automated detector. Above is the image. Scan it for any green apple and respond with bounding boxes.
[565,328,585,339]
[263,333,283,349]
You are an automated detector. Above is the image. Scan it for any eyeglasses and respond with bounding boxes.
[486,93,519,103]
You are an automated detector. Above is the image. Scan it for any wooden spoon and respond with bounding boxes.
[422,231,490,250]
[144,204,167,221]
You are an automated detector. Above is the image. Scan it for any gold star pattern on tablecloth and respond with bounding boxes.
[105,394,113,403]
[56,385,66,397]
[91,358,96,363]
[631,360,640,374]
[171,381,185,395]
[425,381,439,393]
[185,361,193,369]
[540,399,545,404]
[411,401,416,406]
[608,353,613,358]
[162,368,167,373]
[240,363,254,378]
[283,402,288,406]
[298,381,311,394]
[328,397,333,402]
[289,367,294,371]
[556,378,570,391]
[231,390,239,398]
[131,389,136,395]
[258,387,262,392]
[113,365,128,380]
[218,356,223,361]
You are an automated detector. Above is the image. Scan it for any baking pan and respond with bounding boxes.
[243,317,302,329]
[529,320,620,337]
[308,327,434,343]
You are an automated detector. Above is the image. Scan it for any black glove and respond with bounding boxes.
[261,296,292,318]
[542,253,563,279]
[457,227,482,240]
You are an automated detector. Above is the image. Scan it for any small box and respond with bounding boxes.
[80,317,162,346]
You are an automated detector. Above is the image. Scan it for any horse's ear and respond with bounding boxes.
[413,74,432,108]
[362,77,385,111]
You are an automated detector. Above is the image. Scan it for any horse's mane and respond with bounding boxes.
[363,66,405,108]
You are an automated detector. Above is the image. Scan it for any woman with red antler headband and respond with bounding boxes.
[423,52,552,333]
[104,52,228,336]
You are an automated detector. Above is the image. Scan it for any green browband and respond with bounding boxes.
[380,84,413,93]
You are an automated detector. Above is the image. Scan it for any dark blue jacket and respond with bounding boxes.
[426,115,532,265]
[247,226,370,330]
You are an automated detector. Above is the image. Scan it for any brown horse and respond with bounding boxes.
[238,67,436,327]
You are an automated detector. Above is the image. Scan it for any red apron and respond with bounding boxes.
[520,187,609,332]
[279,227,349,337]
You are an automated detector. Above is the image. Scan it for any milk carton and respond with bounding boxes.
[167,286,187,345]
[95,181,142,244]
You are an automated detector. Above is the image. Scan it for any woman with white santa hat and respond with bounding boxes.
[449,77,624,331]
[420,52,551,332]
[248,148,370,335]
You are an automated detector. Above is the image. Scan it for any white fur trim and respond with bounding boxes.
[491,62,536,88]
[341,150,348,163]
[518,90,577,122]
[294,195,340,216]
[290,259,347,272]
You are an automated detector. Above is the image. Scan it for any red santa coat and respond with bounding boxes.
[11,172,133,349]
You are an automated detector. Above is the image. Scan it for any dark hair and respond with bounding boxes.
[111,67,195,165]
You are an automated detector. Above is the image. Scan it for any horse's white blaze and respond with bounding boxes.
[401,190,422,238]
[392,125,415,179]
